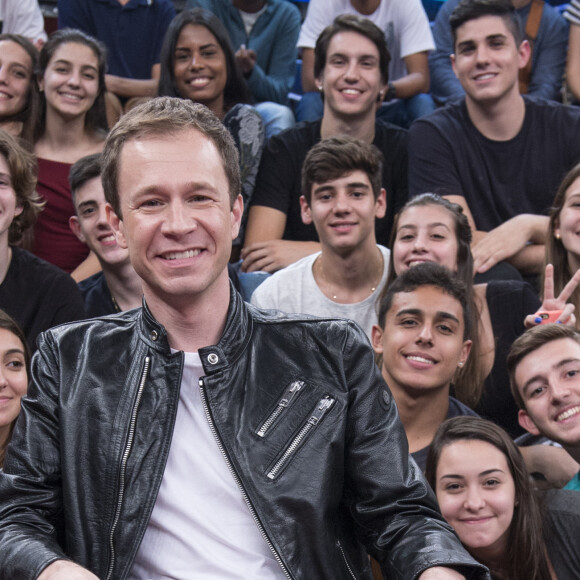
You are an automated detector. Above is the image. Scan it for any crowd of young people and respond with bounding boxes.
[1,0,580,577]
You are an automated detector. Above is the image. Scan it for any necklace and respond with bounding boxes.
[316,250,383,302]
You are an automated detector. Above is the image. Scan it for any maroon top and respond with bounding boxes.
[32,158,89,273]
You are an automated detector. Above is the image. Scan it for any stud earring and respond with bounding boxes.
[457,362,464,368]
[555,233,561,240]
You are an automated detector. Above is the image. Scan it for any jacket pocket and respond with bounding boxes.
[256,379,305,438]
[266,395,335,480]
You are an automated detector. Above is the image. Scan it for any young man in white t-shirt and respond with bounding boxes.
[252,135,389,339]
[297,0,435,125]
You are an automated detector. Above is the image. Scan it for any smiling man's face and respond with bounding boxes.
[108,128,242,309]
[451,14,529,107]
[516,337,580,458]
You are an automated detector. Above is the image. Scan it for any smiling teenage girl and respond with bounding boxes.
[158,8,264,250]
[0,34,38,141]
[426,416,580,580]
[31,29,108,276]
[0,310,29,469]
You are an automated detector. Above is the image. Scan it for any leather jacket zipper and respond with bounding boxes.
[257,380,305,438]
[106,356,151,580]
[337,539,357,580]
[198,377,293,580]
[267,396,335,480]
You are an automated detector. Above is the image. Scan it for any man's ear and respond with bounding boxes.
[517,39,531,70]
[230,194,243,241]
[371,324,384,356]
[106,204,128,249]
[69,215,86,243]
[314,73,324,93]
[300,195,313,225]
[518,409,541,436]
[450,53,457,78]
[375,188,387,219]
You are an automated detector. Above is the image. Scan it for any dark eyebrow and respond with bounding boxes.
[436,312,460,325]
[440,468,504,481]
[77,200,98,210]
[4,348,25,357]
[486,33,507,42]
[395,308,422,318]
[456,40,476,51]
[522,357,580,396]
[313,184,336,196]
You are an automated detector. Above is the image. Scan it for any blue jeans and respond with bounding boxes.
[255,102,296,139]
[376,94,436,129]
[295,91,436,128]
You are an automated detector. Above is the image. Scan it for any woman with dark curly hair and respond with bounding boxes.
[0,129,85,351]
[158,8,264,249]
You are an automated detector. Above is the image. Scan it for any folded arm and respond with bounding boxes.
[242,206,320,272]
[105,64,161,99]
[445,196,547,275]
[392,52,431,99]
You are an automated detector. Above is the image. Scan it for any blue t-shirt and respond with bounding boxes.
[564,470,580,491]
[58,0,176,80]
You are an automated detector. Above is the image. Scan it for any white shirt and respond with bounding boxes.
[251,245,390,339]
[129,352,286,579]
[0,0,47,43]
[297,0,434,82]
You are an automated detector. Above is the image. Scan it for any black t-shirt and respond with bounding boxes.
[546,489,580,580]
[408,97,580,231]
[0,247,86,351]
[411,396,479,473]
[250,119,409,245]
[78,271,117,318]
[476,279,541,438]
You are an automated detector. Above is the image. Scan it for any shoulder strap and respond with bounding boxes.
[519,0,544,94]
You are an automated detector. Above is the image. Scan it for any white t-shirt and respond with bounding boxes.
[129,352,287,579]
[297,0,434,82]
[251,245,390,339]
[0,0,46,43]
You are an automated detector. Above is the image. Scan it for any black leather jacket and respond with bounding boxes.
[0,289,488,580]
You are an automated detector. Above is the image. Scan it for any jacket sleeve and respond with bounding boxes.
[245,2,301,104]
[527,4,568,101]
[340,322,489,579]
[0,332,73,579]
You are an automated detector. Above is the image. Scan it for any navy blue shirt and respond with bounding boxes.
[58,0,176,80]
[78,271,117,318]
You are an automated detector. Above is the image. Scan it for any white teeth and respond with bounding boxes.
[190,78,210,86]
[101,235,115,242]
[342,89,361,95]
[61,92,81,100]
[408,260,428,267]
[556,406,580,422]
[476,74,495,80]
[164,249,201,260]
[406,355,434,365]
